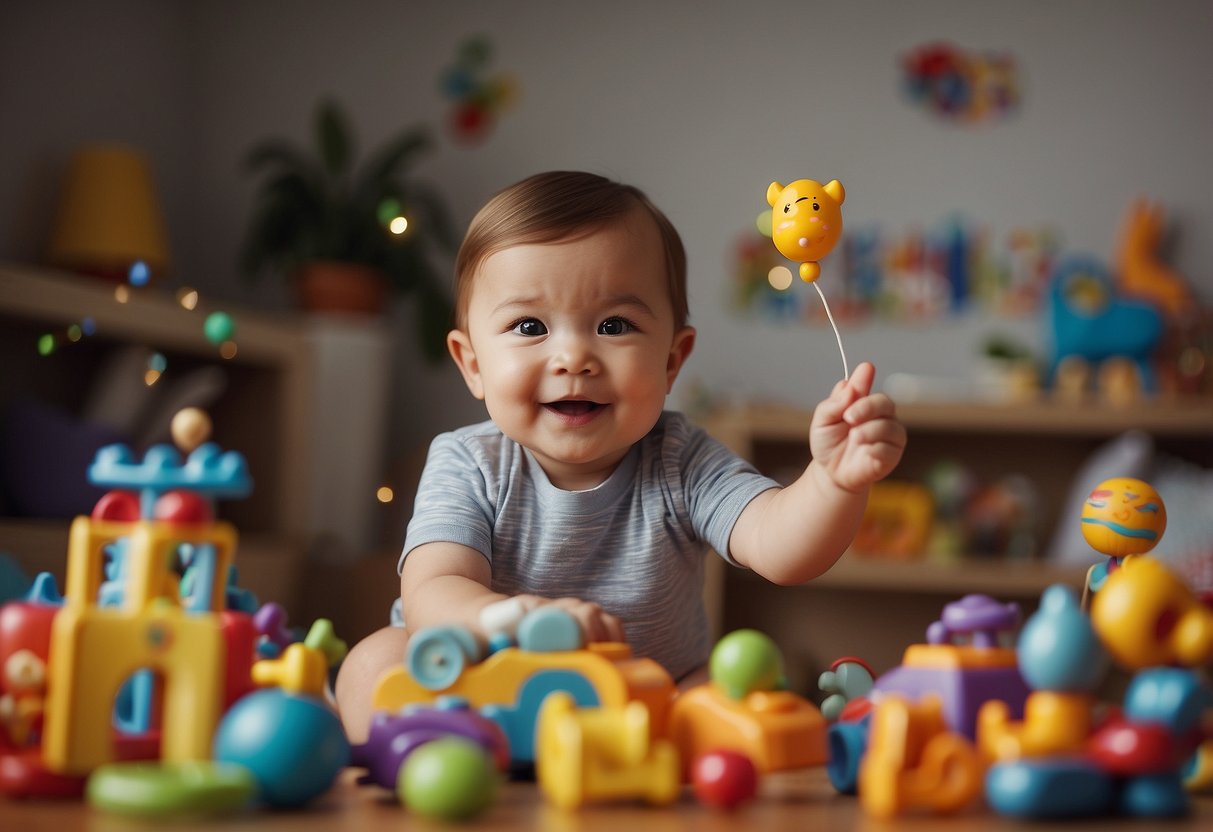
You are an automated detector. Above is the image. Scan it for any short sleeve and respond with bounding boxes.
[398,432,496,573]
[665,415,779,563]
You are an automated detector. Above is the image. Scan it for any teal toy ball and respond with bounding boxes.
[203,311,235,345]
[710,629,785,700]
[397,736,496,821]
[212,689,349,807]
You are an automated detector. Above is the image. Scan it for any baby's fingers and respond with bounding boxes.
[843,392,898,426]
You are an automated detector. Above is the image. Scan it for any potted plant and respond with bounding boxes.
[240,98,457,360]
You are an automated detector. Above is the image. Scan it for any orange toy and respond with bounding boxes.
[1117,198,1191,319]
[667,684,827,776]
[859,694,984,819]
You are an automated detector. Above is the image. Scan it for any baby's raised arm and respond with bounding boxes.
[727,362,906,585]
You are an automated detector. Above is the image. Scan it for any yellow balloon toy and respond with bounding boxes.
[764,177,849,378]
[766,178,846,284]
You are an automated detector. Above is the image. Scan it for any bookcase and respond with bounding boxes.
[0,263,314,610]
[698,397,1213,691]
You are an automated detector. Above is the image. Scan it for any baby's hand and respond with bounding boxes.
[809,362,907,493]
[510,594,626,645]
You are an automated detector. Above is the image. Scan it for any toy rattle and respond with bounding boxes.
[766,178,849,379]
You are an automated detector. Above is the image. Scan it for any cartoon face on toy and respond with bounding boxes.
[1080,477,1166,558]
[766,178,845,283]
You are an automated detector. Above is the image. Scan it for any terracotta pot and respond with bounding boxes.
[294,260,389,315]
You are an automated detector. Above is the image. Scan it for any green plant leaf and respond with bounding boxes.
[354,126,432,199]
[240,98,456,361]
[243,140,315,176]
[415,277,454,362]
[315,99,353,177]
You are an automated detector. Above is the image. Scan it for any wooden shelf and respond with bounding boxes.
[772,554,1089,599]
[0,263,310,367]
[698,397,1209,580]
[0,263,315,538]
[702,397,1213,453]
[0,263,321,614]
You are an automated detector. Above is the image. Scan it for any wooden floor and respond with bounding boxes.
[3,767,1211,831]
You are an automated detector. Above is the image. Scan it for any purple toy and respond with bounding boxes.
[253,602,299,657]
[350,700,509,790]
[927,594,1021,648]
[873,594,1029,740]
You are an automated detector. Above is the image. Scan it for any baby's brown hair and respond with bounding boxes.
[452,171,688,331]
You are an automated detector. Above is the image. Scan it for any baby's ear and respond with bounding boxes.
[766,181,785,207]
[666,326,696,391]
[447,330,485,399]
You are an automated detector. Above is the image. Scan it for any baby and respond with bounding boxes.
[335,170,906,740]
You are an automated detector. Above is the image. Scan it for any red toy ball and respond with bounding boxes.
[153,489,213,525]
[91,489,140,522]
[691,750,758,811]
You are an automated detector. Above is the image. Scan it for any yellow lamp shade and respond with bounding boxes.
[48,145,171,280]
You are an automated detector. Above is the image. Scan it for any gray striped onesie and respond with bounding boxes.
[398,411,779,680]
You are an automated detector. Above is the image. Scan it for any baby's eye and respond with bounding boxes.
[813,201,820,211]
[510,318,547,337]
[598,317,635,336]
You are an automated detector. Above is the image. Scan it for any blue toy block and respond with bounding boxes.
[516,607,583,652]
[1122,667,1213,734]
[986,758,1114,819]
[24,572,64,606]
[89,442,251,499]
[481,670,599,764]
[826,715,871,795]
[1119,773,1189,818]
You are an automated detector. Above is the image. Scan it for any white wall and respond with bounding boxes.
[3,0,1211,477]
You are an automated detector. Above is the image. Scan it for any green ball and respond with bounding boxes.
[710,628,785,700]
[398,737,496,821]
[203,311,235,344]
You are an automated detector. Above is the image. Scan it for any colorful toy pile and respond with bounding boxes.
[0,409,349,815]
[2,413,1210,823]
[823,478,1213,820]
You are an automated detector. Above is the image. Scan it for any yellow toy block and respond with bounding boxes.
[667,683,827,776]
[859,694,984,820]
[40,517,235,775]
[536,691,680,809]
[978,691,1097,761]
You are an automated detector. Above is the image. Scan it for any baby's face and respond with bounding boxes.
[450,209,694,490]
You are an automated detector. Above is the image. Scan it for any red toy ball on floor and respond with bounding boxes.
[691,750,758,811]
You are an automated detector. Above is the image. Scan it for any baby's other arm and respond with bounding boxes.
[727,362,906,585]
[400,542,625,644]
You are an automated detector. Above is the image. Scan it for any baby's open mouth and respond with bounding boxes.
[544,400,604,416]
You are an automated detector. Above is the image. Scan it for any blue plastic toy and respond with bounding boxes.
[1046,256,1164,392]
[985,758,1113,818]
[212,688,349,808]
